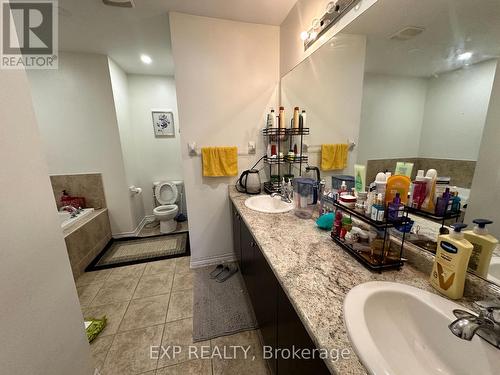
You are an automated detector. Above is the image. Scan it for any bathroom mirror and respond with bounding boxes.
[280,0,500,286]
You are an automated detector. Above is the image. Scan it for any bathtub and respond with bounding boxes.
[58,208,95,231]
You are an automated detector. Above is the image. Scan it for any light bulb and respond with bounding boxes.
[310,31,318,40]
[300,31,309,41]
[457,51,472,61]
[140,54,152,64]
[311,18,320,30]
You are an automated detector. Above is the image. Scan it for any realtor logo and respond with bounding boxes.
[1,0,58,69]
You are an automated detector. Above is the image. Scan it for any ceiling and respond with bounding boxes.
[58,0,297,76]
[342,0,500,77]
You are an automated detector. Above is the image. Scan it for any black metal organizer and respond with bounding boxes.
[405,205,461,228]
[262,125,309,194]
[328,197,410,272]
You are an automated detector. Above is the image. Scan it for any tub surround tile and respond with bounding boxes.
[50,173,106,210]
[228,186,500,374]
[119,294,170,332]
[82,301,129,336]
[102,325,164,375]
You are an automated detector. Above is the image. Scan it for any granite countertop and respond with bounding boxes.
[228,186,500,374]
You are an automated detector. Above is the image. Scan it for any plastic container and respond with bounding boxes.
[293,178,318,219]
[385,175,411,206]
[332,175,355,191]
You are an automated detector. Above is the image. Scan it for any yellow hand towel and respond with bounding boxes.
[321,144,349,171]
[202,147,238,177]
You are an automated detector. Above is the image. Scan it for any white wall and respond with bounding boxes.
[108,58,145,228]
[127,74,183,215]
[0,66,93,375]
[170,13,279,266]
[281,33,366,183]
[280,0,378,76]
[357,73,428,164]
[419,59,498,160]
[466,62,500,238]
[27,52,136,235]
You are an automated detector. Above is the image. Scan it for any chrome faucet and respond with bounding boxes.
[271,184,292,203]
[60,205,77,213]
[449,300,500,349]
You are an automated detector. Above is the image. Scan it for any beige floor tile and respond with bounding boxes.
[166,290,193,322]
[91,278,139,306]
[174,256,191,275]
[82,301,129,336]
[106,264,146,282]
[101,325,164,375]
[89,334,114,372]
[119,294,170,332]
[156,358,212,375]
[134,273,174,299]
[172,272,193,292]
[211,331,268,375]
[143,259,176,276]
[76,269,112,287]
[77,282,104,307]
[157,318,210,368]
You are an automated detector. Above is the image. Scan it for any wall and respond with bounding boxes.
[280,33,366,184]
[108,58,145,228]
[419,59,498,160]
[0,65,93,374]
[27,52,136,235]
[170,12,279,267]
[127,74,183,215]
[357,73,427,164]
[466,61,500,238]
[280,0,378,76]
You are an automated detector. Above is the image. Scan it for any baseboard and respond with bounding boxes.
[190,252,237,269]
[112,215,153,239]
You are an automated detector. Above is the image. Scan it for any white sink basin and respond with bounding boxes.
[487,257,500,285]
[344,281,500,375]
[244,195,294,214]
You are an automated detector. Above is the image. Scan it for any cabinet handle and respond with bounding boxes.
[250,241,256,247]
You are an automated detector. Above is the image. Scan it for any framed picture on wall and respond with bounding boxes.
[152,110,175,137]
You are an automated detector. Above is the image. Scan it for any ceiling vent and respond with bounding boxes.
[102,0,135,8]
[389,26,425,41]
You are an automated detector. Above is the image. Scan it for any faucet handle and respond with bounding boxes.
[475,300,500,322]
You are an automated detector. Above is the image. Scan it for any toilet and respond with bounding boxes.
[153,181,180,233]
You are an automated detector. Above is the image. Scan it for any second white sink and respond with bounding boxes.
[244,195,293,214]
[344,281,500,375]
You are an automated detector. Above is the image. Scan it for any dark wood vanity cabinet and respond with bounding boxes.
[231,202,329,375]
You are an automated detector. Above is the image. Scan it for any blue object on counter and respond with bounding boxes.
[395,219,414,233]
[316,212,334,230]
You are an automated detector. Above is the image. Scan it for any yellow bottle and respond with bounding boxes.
[385,175,411,206]
[430,224,473,300]
[464,219,498,278]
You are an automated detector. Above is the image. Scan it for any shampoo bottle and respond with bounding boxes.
[464,219,499,278]
[430,223,473,299]
[293,107,300,129]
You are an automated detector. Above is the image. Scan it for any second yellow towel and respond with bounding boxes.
[202,147,238,177]
[321,144,348,171]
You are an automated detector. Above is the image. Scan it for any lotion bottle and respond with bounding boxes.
[464,219,499,278]
[430,223,473,299]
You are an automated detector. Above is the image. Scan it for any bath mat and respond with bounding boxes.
[192,263,258,342]
[88,233,189,270]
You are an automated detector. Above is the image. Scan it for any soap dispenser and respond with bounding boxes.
[430,223,473,300]
[464,219,499,277]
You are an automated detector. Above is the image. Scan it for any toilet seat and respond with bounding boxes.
[155,182,178,205]
[153,204,178,217]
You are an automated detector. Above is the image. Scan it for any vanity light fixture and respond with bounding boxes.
[140,54,152,64]
[457,51,473,61]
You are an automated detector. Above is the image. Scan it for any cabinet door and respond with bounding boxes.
[253,244,278,374]
[240,221,255,291]
[277,287,330,375]
[231,203,242,268]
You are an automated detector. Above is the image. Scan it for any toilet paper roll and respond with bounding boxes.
[129,186,142,195]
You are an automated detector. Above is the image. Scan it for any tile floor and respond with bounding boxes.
[76,256,270,375]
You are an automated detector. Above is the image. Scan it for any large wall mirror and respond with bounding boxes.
[281,0,500,286]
